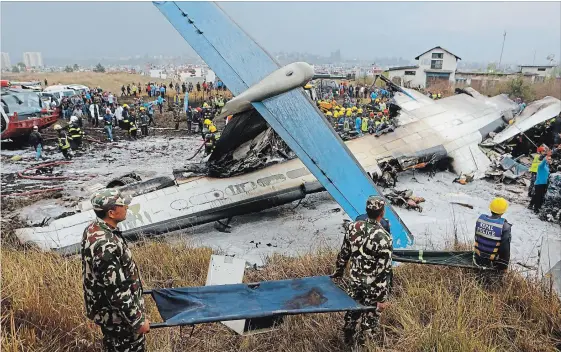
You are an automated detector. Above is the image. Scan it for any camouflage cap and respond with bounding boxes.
[366,196,386,211]
[91,189,132,211]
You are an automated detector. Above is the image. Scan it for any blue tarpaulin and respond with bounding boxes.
[149,276,374,327]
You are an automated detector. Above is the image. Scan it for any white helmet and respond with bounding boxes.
[33,125,39,130]
[53,124,62,130]
[70,116,78,123]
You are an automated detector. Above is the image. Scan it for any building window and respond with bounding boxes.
[404,70,416,76]
[432,53,444,59]
[431,60,443,69]
[537,68,546,72]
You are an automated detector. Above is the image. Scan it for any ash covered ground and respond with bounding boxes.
[2,131,559,268]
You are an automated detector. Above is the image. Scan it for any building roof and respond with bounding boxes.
[519,65,556,68]
[456,71,516,76]
[386,65,419,72]
[424,69,454,74]
[415,46,462,61]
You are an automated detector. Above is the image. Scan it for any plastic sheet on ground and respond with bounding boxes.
[149,276,374,327]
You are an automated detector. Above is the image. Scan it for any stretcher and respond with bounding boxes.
[145,276,375,328]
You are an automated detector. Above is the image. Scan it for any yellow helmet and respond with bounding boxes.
[358,108,363,113]
[304,84,312,89]
[352,106,357,111]
[489,198,508,215]
[204,119,212,126]
[209,125,217,133]
[346,110,352,117]
[123,104,128,108]
[140,107,145,111]
[53,124,62,130]
[326,111,333,116]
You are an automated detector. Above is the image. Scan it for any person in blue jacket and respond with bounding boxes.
[528,154,552,213]
[355,115,362,135]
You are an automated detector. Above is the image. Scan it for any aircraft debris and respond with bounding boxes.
[539,172,561,225]
[450,202,474,209]
[453,173,474,185]
[383,189,425,212]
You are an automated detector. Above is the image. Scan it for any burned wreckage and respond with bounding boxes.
[15,77,561,252]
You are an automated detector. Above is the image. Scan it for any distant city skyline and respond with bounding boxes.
[1,2,560,67]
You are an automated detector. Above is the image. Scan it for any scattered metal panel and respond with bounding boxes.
[538,236,561,299]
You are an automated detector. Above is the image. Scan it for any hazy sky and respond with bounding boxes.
[1,1,560,65]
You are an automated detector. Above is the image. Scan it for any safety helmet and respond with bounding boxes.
[489,197,508,215]
[123,104,128,108]
[140,107,145,111]
[209,125,217,133]
[369,112,374,117]
[326,111,332,116]
[346,110,352,116]
[358,108,363,113]
[53,124,62,130]
[70,116,78,123]
[352,106,357,111]
[204,119,212,126]
[33,125,39,130]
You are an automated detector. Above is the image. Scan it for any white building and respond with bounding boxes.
[386,46,461,88]
[519,65,556,83]
[1,52,11,71]
[23,52,43,68]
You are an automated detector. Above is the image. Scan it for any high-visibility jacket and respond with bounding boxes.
[57,133,71,150]
[68,125,83,139]
[361,117,368,132]
[529,154,541,173]
[473,214,505,262]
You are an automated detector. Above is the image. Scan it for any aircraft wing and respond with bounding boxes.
[492,96,561,144]
[154,1,412,247]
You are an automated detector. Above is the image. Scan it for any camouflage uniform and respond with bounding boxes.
[334,196,393,346]
[81,189,146,352]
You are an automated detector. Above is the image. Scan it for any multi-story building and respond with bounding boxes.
[23,52,44,68]
[1,52,11,71]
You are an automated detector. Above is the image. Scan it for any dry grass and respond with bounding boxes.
[1,240,560,352]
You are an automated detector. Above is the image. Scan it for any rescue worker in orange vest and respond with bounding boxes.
[473,198,511,271]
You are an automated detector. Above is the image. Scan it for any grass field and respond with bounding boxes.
[1,236,560,352]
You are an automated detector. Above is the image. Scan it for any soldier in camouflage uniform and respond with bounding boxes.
[81,189,150,352]
[332,196,393,347]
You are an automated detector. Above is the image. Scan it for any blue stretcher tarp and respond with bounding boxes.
[150,276,374,327]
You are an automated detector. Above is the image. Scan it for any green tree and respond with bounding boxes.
[16,62,26,71]
[73,64,79,71]
[505,76,534,102]
[93,63,105,73]
[487,62,497,73]
[64,65,74,73]
[11,65,20,73]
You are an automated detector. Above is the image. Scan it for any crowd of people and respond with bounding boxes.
[119,79,228,98]
[318,85,397,138]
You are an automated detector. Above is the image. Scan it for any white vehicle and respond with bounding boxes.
[42,85,79,101]
[65,84,90,95]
